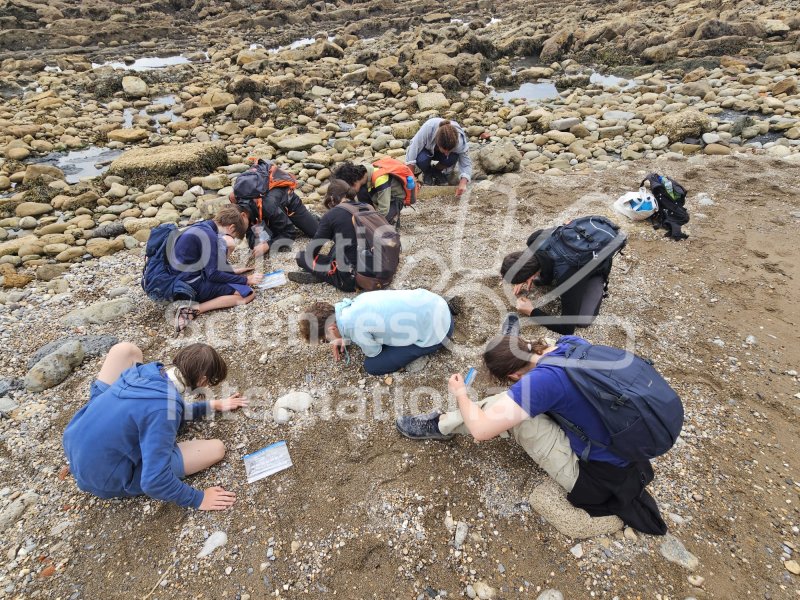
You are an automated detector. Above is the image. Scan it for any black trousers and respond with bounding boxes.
[295,249,356,292]
[531,274,606,336]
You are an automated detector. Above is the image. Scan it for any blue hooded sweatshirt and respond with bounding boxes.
[63,363,208,508]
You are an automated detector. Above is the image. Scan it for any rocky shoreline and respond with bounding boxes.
[1,1,800,599]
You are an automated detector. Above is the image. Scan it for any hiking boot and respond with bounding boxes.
[395,412,453,441]
[501,313,520,336]
[287,271,320,285]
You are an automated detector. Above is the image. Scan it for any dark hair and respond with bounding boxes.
[214,205,248,238]
[324,178,357,210]
[173,343,227,388]
[435,120,459,151]
[500,251,540,285]
[482,335,549,380]
[332,162,368,186]
[298,302,336,343]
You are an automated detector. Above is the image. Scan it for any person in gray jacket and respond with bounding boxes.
[405,117,472,197]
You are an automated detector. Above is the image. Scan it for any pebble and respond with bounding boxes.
[536,591,564,600]
[197,531,228,558]
[454,521,469,549]
[659,534,699,571]
[570,543,584,559]
[785,560,800,575]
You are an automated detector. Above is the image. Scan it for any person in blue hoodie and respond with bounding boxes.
[297,289,455,376]
[171,205,264,332]
[63,342,248,510]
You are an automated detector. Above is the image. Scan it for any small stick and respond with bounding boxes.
[142,560,177,600]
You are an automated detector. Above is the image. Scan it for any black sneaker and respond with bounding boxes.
[287,271,320,285]
[395,412,453,441]
[422,172,448,186]
[501,313,520,336]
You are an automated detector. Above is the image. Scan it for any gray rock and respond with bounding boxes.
[0,491,38,532]
[91,222,127,239]
[275,134,323,152]
[659,534,699,570]
[273,391,313,423]
[121,75,148,98]
[550,117,581,131]
[478,142,522,174]
[0,378,22,397]
[536,590,564,600]
[25,340,85,392]
[416,92,450,111]
[108,286,129,299]
[197,531,228,558]
[61,298,135,326]
[27,335,118,369]
[603,110,636,122]
[529,478,623,538]
[0,397,18,415]
[454,521,469,549]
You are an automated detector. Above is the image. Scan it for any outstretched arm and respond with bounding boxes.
[448,375,529,441]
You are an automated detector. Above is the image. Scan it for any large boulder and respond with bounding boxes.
[529,479,623,539]
[107,142,228,187]
[409,51,482,86]
[416,92,450,112]
[15,202,53,218]
[60,298,135,326]
[121,75,148,98]
[478,142,522,174]
[27,335,118,369]
[654,109,711,143]
[273,134,323,151]
[22,164,65,185]
[107,128,149,143]
[24,340,85,392]
[199,89,235,110]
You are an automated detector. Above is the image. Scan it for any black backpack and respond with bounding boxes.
[641,173,689,241]
[535,216,627,287]
[231,158,297,225]
[540,337,684,462]
[338,202,401,291]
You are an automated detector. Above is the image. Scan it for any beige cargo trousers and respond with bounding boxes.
[437,392,581,492]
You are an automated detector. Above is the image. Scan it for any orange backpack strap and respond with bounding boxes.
[268,163,298,192]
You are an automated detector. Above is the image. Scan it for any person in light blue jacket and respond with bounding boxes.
[298,289,455,375]
[63,342,247,510]
[405,117,472,196]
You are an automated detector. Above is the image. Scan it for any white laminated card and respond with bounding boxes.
[243,441,293,484]
[257,270,289,290]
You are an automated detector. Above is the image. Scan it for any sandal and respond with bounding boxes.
[174,305,199,335]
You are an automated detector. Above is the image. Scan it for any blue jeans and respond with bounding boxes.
[416,148,458,177]
[363,318,454,376]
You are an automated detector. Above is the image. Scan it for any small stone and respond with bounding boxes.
[570,543,584,559]
[25,340,85,392]
[0,397,19,415]
[384,376,393,385]
[623,527,637,541]
[785,559,800,575]
[291,541,300,554]
[659,534,699,571]
[688,575,705,587]
[273,391,313,423]
[472,581,496,600]
[536,590,564,600]
[197,531,228,558]
[0,491,38,532]
[454,521,469,549]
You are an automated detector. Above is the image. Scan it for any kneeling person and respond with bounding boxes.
[396,334,676,534]
[298,289,454,376]
[63,342,248,511]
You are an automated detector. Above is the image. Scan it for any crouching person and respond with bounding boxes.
[298,289,455,376]
[396,334,682,534]
[63,342,248,510]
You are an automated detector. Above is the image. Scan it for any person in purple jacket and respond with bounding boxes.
[171,205,264,332]
[63,342,247,510]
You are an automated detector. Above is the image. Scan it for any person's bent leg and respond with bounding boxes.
[437,392,509,436]
[287,194,320,237]
[364,341,444,376]
[178,439,226,476]
[544,274,606,335]
[197,291,254,315]
[512,413,580,492]
[97,342,144,386]
[415,148,435,176]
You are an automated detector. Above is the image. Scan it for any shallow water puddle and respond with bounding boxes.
[492,81,560,103]
[121,94,179,128]
[91,55,190,71]
[28,147,123,184]
[590,72,637,90]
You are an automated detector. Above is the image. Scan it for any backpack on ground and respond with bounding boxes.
[540,337,684,462]
[337,202,401,291]
[370,157,417,207]
[231,158,298,224]
[641,173,689,241]
[141,223,196,302]
[535,216,627,287]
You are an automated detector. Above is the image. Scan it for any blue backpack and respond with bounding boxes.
[535,216,626,286]
[141,223,196,302]
[540,338,684,462]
